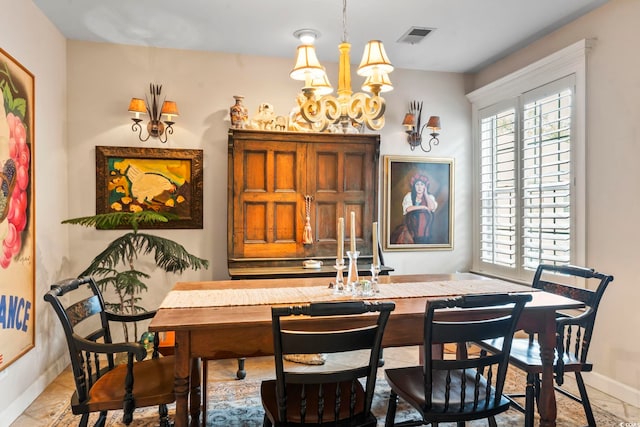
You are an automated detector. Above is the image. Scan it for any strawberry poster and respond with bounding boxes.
[0,49,35,371]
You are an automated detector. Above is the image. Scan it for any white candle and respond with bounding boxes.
[337,217,344,260]
[350,211,356,253]
[372,221,379,266]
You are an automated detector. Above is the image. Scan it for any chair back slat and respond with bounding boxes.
[281,325,378,355]
[269,300,395,426]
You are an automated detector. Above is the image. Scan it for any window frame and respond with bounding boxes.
[467,39,589,283]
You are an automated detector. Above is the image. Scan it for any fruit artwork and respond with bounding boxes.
[0,59,31,269]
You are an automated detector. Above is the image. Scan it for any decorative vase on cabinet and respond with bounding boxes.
[230,95,248,129]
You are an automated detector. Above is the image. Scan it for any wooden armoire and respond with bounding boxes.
[227,129,385,279]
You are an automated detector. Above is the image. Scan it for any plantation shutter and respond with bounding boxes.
[477,75,575,273]
[521,77,574,269]
[479,105,517,268]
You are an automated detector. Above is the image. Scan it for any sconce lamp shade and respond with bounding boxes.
[310,70,334,95]
[402,113,416,129]
[290,45,325,81]
[357,40,394,77]
[128,98,147,114]
[161,101,179,118]
[426,115,441,131]
[362,71,393,94]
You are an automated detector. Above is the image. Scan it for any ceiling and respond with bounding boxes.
[33,0,608,73]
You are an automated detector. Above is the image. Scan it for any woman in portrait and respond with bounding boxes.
[390,173,438,244]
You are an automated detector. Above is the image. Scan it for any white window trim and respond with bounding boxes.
[467,39,590,283]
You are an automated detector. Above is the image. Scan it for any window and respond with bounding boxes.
[468,40,587,282]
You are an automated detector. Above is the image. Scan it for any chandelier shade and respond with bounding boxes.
[290,45,325,81]
[362,71,393,95]
[357,40,394,77]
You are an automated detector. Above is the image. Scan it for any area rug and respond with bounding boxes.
[50,369,626,426]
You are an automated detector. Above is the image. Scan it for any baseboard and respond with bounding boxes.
[585,371,640,407]
[0,355,69,427]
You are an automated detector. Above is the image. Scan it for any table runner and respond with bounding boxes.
[159,279,534,309]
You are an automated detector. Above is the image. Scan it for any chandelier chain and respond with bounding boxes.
[342,0,348,43]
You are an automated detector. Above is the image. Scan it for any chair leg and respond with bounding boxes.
[79,413,90,427]
[385,391,398,427]
[95,411,107,427]
[524,373,536,427]
[202,359,208,427]
[263,414,273,427]
[574,372,596,427]
[236,357,246,379]
[159,403,171,427]
[488,416,497,427]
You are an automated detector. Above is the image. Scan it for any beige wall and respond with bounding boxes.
[0,0,68,424]
[468,0,640,404]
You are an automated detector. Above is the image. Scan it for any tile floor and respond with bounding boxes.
[10,346,640,426]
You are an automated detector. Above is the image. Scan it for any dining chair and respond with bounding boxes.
[477,264,614,427]
[384,293,531,427]
[260,300,395,427]
[44,276,175,427]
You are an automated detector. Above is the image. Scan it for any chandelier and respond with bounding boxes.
[290,0,393,132]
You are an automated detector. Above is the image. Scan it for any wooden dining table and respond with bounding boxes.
[149,273,584,427]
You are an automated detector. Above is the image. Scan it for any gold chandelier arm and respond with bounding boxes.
[363,115,385,131]
[300,95,343,132]
[348,93,386,128]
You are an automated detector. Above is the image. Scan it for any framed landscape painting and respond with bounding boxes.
[0,49,35,371]
[383,155,454,251]
[96,146,203,229]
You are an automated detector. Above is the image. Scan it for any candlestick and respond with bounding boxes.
[346,250,359,293]
[337,217,344,261]
[350,211,356,253]
[370,263,381,293]
[333,260,345,294]
[372,221,379,266]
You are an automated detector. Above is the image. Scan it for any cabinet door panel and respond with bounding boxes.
[344,152,366,192]
[307,142,376,258]
[232,140,303,258]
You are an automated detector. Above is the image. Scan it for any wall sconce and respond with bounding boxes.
[128,83,178,143]
[402,101,441,152]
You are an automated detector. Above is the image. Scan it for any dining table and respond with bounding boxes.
[148,273,584,427]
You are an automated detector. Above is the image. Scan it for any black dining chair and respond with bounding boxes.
[384,293,531,427]
[44,276,175,427]
[476,264,614,427]
[260,300,395,427]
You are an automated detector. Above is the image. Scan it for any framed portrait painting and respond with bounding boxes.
[383,155,454,251]
[0,49,35,371]
[96,146,203,229]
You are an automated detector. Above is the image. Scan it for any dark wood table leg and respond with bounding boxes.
[174,331,191,427]
[536,310,558,427]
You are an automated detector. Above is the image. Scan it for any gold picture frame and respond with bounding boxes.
[96,146,203,229]
[0,48,36,371]
[383,155,454,251]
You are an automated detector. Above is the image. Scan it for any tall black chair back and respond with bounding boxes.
[44,277,174,427]
[385,293,531,427]
[479,264,614,427]
[261,300,395,427]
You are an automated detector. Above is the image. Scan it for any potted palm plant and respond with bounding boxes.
[62,211,209,341]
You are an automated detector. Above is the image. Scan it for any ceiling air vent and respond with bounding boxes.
[398,27,434,44]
